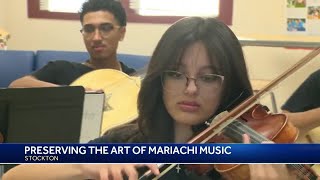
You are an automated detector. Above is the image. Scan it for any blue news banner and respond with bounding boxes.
[0,144,319,164]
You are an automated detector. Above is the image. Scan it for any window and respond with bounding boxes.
[41,0,86,13]
[28,0,233,25]
[28,0,80,20]
[125,0,220,17]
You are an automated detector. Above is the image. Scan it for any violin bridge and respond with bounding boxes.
[209,111,230,125]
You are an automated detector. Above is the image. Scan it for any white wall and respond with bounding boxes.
[0,0,7,28]
[5,1,85,52]
[3,0,320,111]
[232,0,320,111]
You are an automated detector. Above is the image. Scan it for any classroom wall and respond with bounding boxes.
[0,0,7,28]
[3,0,320,111]
[4,0,289,54]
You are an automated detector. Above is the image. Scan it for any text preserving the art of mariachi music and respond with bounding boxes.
[1,144,320,163]
[23,145,232,162]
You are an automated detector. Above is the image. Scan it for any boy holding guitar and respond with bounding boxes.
[9,0,135,88]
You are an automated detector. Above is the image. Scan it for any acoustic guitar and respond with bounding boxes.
[70,69,141,135]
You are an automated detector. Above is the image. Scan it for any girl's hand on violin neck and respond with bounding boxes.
[77,164,160,180]
[242,134,294,180]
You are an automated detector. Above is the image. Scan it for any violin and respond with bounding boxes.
[140,104,318,180]
[139,48,320,179]
[187,104,318,180]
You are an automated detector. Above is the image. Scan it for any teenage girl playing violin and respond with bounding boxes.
[3,17,296,180]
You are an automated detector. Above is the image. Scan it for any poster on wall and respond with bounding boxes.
[286,0,320,35]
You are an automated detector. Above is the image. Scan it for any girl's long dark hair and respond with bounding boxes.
[137,17,253,142]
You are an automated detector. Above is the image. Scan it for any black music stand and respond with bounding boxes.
[0,86,85,172]
[0,86,85,143]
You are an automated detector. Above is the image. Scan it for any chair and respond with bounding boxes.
[117,53,150,69]
[0,50,34,88]
[250,79,278,113]
[34,50,89,70]
[35,51,150,70]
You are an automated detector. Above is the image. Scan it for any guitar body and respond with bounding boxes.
[71,69,141,135]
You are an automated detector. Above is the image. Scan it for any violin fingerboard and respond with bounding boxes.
[222,120,269,143]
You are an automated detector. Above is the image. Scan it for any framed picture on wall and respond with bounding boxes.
[286,0,320,35]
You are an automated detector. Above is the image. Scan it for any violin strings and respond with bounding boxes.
[226,121,317,180]
[224,120,267,143]
[224,120,317,180]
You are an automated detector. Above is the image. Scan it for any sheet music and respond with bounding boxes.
[79,92,104,143]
